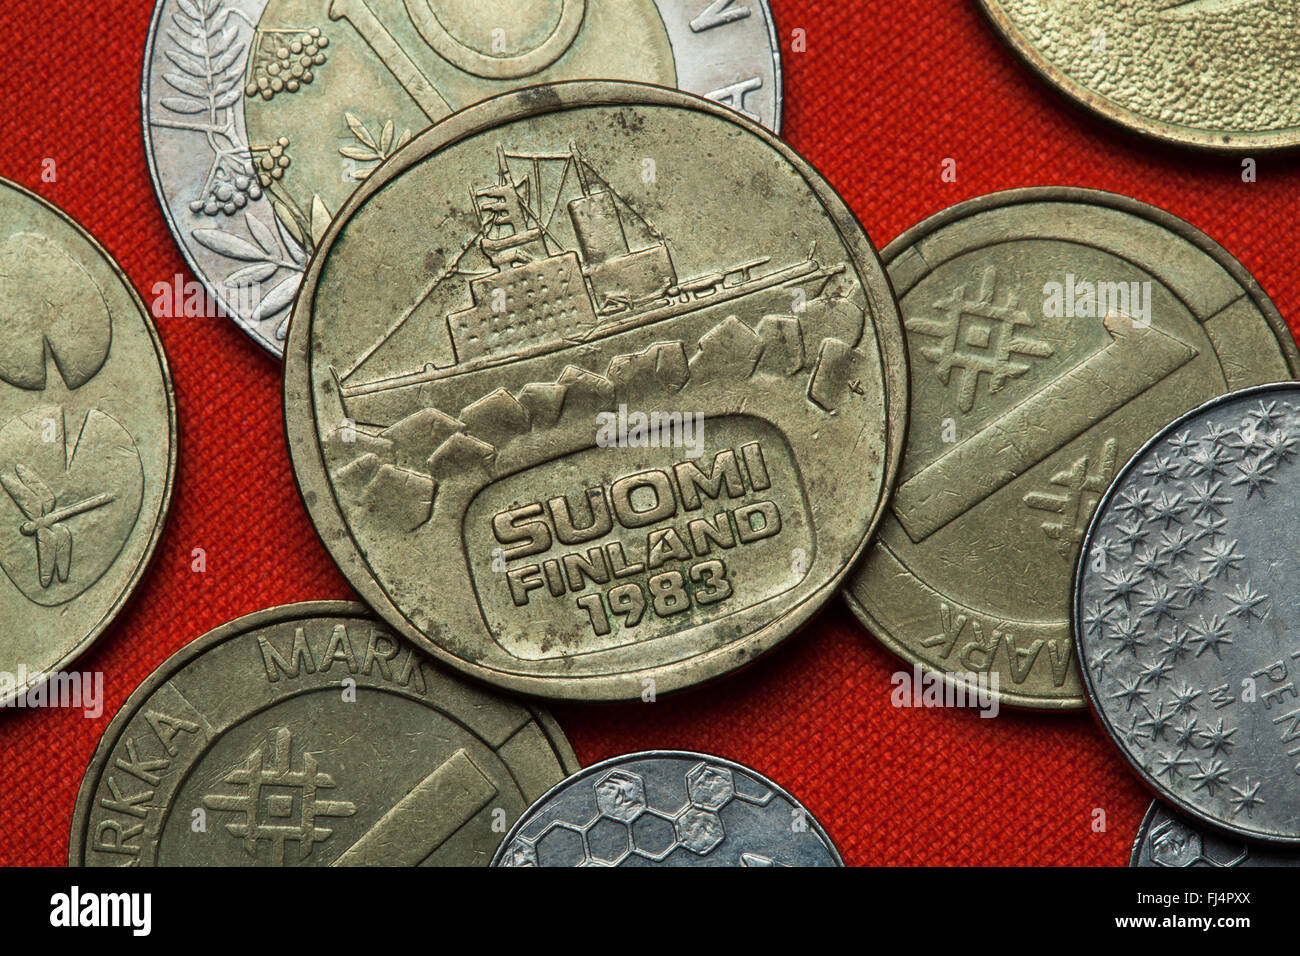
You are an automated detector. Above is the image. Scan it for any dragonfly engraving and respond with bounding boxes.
[0,463,116,588]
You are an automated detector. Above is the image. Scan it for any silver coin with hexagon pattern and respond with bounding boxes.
[1076,383,1300,844]
[491,750,842,867]
[1130,801,1299,868]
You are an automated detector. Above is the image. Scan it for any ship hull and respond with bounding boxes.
[339,261,844,429]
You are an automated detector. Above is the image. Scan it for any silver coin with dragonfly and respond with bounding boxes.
[492,751,843,867]
[1076,383,1300,844]
[142,0,784,355]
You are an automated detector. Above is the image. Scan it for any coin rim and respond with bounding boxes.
[283,79,909,701]
[140,0,268,353]
[843,185,1300,711]
[0,176,179,711]
[1129,800,1162,866]
[139,0,788,358]
[973,0,1300,153]
[67,600,579,865]
[755,0,784,135]
[1074,381,1300,844]
[488,748,845,866]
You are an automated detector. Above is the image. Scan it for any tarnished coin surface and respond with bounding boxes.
[143,0,784,356]
[1077,384,1300,844]
[284,82,907,701]
[491,751,842,866]
[69,602,578,866]
[0,179,176,707]
[844,188,1299,710]
[975,0,1300,151]
[1131,801,1299,868]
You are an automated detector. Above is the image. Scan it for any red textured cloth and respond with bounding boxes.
[0,0,1295,868]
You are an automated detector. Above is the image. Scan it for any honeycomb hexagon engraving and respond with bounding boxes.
[676,808,725,854]
[630,811,678,861]
[594,770,647,823]
[498,759,779,866]
[586,817,632,866]
[686,764,735,810]
[535,822,585,866]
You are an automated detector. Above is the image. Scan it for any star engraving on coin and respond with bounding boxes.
[1078,384,1300,842]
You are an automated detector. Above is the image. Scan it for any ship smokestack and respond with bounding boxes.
[569,190,628,266]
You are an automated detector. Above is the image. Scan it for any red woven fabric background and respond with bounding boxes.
[0,0,1295,867]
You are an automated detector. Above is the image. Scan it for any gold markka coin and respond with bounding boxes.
[844,187,1300,710]
[975,0,1300,151]
[0,179,176,706]
[69,602,578,866]
[284,81,908,701]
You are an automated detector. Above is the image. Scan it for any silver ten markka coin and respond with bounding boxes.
[1131,801,1299,867]
[1076,383,1300,844]
[0,179,176,707]
[492,751,843,866]
[143,0,784,356]
[69,602,578,866]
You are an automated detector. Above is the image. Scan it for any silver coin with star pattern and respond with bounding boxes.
[1076,382,1300,844]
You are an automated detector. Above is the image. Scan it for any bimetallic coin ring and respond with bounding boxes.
[142,0,785,356]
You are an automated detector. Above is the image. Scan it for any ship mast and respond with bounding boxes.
[570,141,592,196]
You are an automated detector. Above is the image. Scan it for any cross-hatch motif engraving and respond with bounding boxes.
[1081,398,1296,826]
[1024,438,1117,558]
[203,726,356,866]
[905,265,1054,413]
